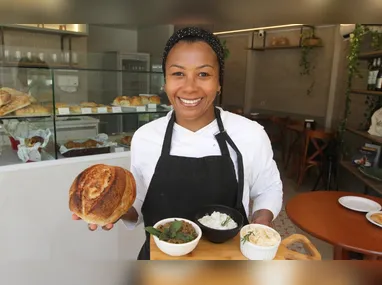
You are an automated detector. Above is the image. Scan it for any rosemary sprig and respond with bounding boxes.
[240,231,254,244]
[221,216,231,227]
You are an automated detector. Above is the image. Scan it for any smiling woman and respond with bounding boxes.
[71,27,283,261]
[163,32,224,131]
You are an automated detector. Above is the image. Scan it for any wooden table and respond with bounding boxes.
[150,233,321,260]
[286,191,382,260]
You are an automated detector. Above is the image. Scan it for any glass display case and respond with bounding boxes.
[0,62,170,167]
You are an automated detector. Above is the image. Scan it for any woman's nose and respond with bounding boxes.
[182,75,198,92]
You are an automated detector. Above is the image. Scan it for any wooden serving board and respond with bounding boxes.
[150,233,321,260]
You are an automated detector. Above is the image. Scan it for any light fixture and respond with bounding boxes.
[213,24,305,35]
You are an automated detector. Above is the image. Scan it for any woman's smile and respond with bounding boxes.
[177,97,203,107]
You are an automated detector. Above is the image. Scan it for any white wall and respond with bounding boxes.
[87,25,138,53]
[137,25,174,65]
[0,152,145,284]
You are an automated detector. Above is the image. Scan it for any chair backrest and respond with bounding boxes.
[303,129,335,162]
[270,116,289,125]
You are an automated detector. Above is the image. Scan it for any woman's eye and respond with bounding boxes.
[172,72,184,76]
[199,72,209,77]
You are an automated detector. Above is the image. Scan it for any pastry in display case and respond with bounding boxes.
[58,133,117,158]
[0,62,168,167]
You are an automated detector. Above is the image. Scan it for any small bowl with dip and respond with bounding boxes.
[239,224,281,260]
[146,217,202,257]
[194,204,244,243]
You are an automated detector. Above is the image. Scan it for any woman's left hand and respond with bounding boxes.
[251,209,274,227]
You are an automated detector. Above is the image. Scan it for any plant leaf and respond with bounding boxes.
[175,232,195,243]
[169,220,182,237]
[145,227,162,238]
[159,230,170,241]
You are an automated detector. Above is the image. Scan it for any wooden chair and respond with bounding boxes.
[268,116,289,164]
[284,119,305,172]
[297,129,334,189]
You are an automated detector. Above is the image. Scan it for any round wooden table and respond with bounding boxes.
[286,191,382,260]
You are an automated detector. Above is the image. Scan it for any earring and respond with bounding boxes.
[216,91,221,96]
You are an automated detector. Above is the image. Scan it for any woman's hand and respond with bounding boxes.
[71,213,115,231]
[251,209,274,227]
[71,207,138,231]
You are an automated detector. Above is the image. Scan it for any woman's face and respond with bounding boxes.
[164,40,221,122]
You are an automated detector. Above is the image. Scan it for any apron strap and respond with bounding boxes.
[214,108,230,157]
[161,111,176,156]
[223,132,245,209]
[214,107,245,209]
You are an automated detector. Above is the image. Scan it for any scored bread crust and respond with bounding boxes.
[69,164,136,226]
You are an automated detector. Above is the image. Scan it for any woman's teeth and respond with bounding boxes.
[179,97,202,106]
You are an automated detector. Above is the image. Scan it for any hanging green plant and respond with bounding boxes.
[368,27,382,50]
[337,24,368,158]
[299,27,322,96]
[219,39,230,60]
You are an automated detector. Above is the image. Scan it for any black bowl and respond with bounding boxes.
[194,204,244,244]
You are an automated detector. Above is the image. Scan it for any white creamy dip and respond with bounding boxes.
[241,225,281,247]
[198,211,238,230]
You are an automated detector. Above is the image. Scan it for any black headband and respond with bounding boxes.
[162,27,225,87]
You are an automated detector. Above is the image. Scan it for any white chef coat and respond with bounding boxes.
[122,107,283,229]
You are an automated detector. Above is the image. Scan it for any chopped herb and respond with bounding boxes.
[221,216,231,227]
[241,231,254,244]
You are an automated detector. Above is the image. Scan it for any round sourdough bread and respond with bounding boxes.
[69,164,136,226]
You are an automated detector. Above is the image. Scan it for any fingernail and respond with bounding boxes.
[88,224,96,231]
[102,224,113,231]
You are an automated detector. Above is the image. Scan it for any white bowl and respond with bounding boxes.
[239,224,281,260]
[152,217,202,257]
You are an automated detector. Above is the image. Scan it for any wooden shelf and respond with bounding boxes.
[247,45,323,51]
[346,127,382,144]
[0,24,88,37]
[351,89,382,96]
[0,62,78,69]
[359,50,382,60]
[340,161,382,195]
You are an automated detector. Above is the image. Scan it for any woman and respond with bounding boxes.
[72,27,283,260]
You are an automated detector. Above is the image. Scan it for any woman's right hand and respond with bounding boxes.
[71,213,114,231]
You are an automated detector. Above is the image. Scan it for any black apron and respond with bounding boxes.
[137,107,249,260]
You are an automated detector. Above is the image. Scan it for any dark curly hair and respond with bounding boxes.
[162,27,225,87]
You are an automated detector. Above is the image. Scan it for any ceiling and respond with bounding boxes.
[1,0,382,26]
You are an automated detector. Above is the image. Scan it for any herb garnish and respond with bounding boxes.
[221,216,231,227]
[145,219,196,243]
[240,231,254,244]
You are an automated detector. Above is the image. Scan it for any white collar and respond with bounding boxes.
[165,107,226,134]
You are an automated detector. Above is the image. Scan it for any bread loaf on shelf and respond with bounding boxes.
[130,96,143,106]
[140,96,150,105]
[14,104,50,116]
[69,164,136,226]
[0,89,11,107]
[149,95,161,104]
[0,87,37,103]
[80,102,98,107]
[113,96,130,106]
[0,94,31,116]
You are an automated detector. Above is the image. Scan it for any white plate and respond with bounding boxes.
[338,196,382,212]
[366,211,382,228]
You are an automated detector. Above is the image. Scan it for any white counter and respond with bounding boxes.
[0,151,145,284]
